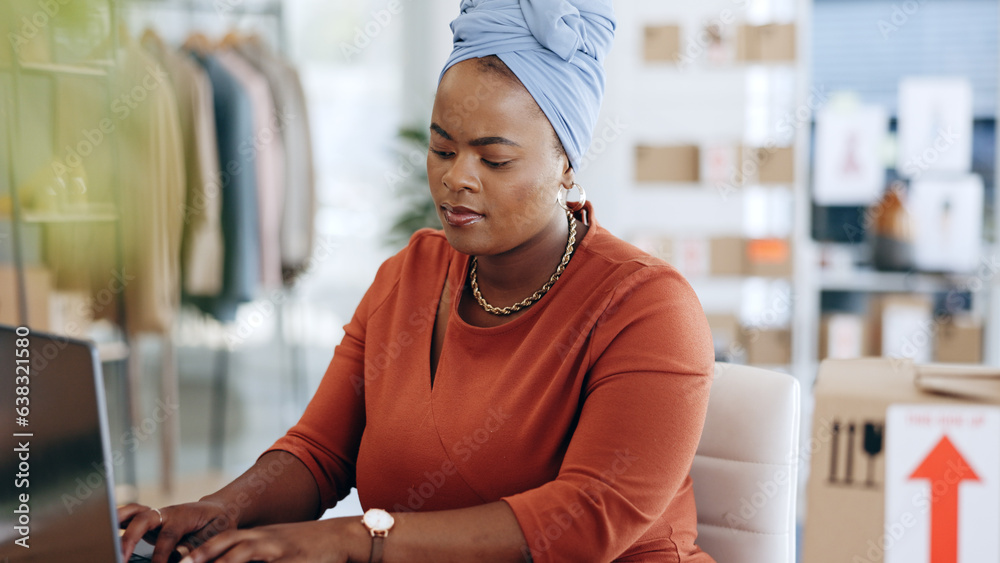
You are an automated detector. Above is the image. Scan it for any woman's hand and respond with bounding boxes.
[118,500,237,563]
[175,517,370,563]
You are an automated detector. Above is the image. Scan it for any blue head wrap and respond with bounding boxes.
[440,0,616,171]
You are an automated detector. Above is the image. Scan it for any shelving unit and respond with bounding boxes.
[797,10,1000,374]
[1,0,140,492]
[584,0,810,377]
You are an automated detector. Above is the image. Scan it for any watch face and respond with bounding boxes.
[364,509,395,531]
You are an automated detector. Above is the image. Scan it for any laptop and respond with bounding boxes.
[0,325,154,562]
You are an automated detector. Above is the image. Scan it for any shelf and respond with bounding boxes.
[22,206,119,224]
[18,61,111,78]
[817,270,979,293]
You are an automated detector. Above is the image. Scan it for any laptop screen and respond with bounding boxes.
[0,326,123,562]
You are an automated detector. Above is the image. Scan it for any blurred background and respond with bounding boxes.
[1,0,997,559]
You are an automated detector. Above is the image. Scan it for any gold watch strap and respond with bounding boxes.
[369,535,385,563]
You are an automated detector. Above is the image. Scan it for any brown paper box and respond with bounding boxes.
[739,146,795,184]
[709,237,745,276]
[0,266,51,330]
[803,358,1000,563]
[819,313,871,360]
[745,238,792,277]
[869,294,934,361]
[643,25,681,62]
[707,313,740,346]
[934,317,983,363]
[736,23,796,62]
[739,326,791,365]
[635,145,700,183]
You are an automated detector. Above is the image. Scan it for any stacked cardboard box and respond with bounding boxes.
[803,358,1000,562]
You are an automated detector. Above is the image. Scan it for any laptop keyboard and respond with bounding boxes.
[129,554,152,562]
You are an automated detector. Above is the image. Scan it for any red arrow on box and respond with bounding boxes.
[909,435,981,563]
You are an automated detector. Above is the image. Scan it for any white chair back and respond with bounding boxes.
[691,363,801,563]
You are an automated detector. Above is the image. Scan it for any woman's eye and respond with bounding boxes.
[430,149,454,159]
[482,158,511,169]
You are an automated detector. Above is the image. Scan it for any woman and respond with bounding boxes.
[119,1,716,561]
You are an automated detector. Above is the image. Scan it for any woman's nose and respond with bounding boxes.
[440,154,481,193]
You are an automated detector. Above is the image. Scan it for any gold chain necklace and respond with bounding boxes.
[469,211,577,316]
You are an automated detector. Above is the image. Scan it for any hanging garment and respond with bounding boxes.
[189,50,260,322]
[235,40,316,281]
[142,30,225,297]
[215,49,285,291]
[114,34,187,333]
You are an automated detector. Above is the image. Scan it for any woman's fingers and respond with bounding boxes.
[119,505,162,561]
[178,530,281,563]
[117,503,152,527]
[150,515,195,563]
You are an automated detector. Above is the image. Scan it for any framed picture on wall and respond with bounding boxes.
[813,103,887,206]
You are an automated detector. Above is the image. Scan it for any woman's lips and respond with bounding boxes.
[442,205,484,227]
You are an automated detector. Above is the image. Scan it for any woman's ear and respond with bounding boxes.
[560,158,575,188]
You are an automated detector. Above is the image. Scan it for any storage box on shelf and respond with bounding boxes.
[627,9,804,370]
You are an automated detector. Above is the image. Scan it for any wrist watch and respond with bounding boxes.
[361,508,395,563]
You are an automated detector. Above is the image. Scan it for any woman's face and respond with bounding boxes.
[427,59,573,257]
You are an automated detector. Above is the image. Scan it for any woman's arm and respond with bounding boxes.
[118,450,321,563]
[200,450,322,526]
[178,500,529,563]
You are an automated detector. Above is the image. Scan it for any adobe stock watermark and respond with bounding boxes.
[180,105,296,226]
[339,0,406,62]
[7,0,76,55]
[222,236,341,349]
[726,287,796,361]
[384,146,427,194]
[50,64,171,177]
[173,451,301,552]
[852,450,975,562]
[899,126,960,179]
[521,449,639,560]
[575,116,628,173]
[885,252,1000,369]
[844,181,905,242]
[555,277,642,360]
[721,414,840,531]
[61,396,179,514]
[677,12,736,69]
[879,0,930,41]
[391,406,512,513]
[676,0,758,70]
[716,86,829,202]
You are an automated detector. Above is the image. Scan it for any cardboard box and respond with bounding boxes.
[740,146,795,184]
[709,237,745,276]
[700,144,738,186]
[707,313,741,360]
[736,23,796,62]
[0,266,51,330]
[870,294,934,363]
[672,238,710,278]
[934,316,983,363]
[635,145,700,183]
[819,313,871,360]
[643,25,681,62]
[745,238,792,277]
[803,358,1000,563]
[739,326,791,365]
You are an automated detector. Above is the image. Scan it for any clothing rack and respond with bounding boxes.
[123,0,310,472]
[125,0,287,56]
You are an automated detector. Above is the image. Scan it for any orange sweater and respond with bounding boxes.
[268,206,716,562]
